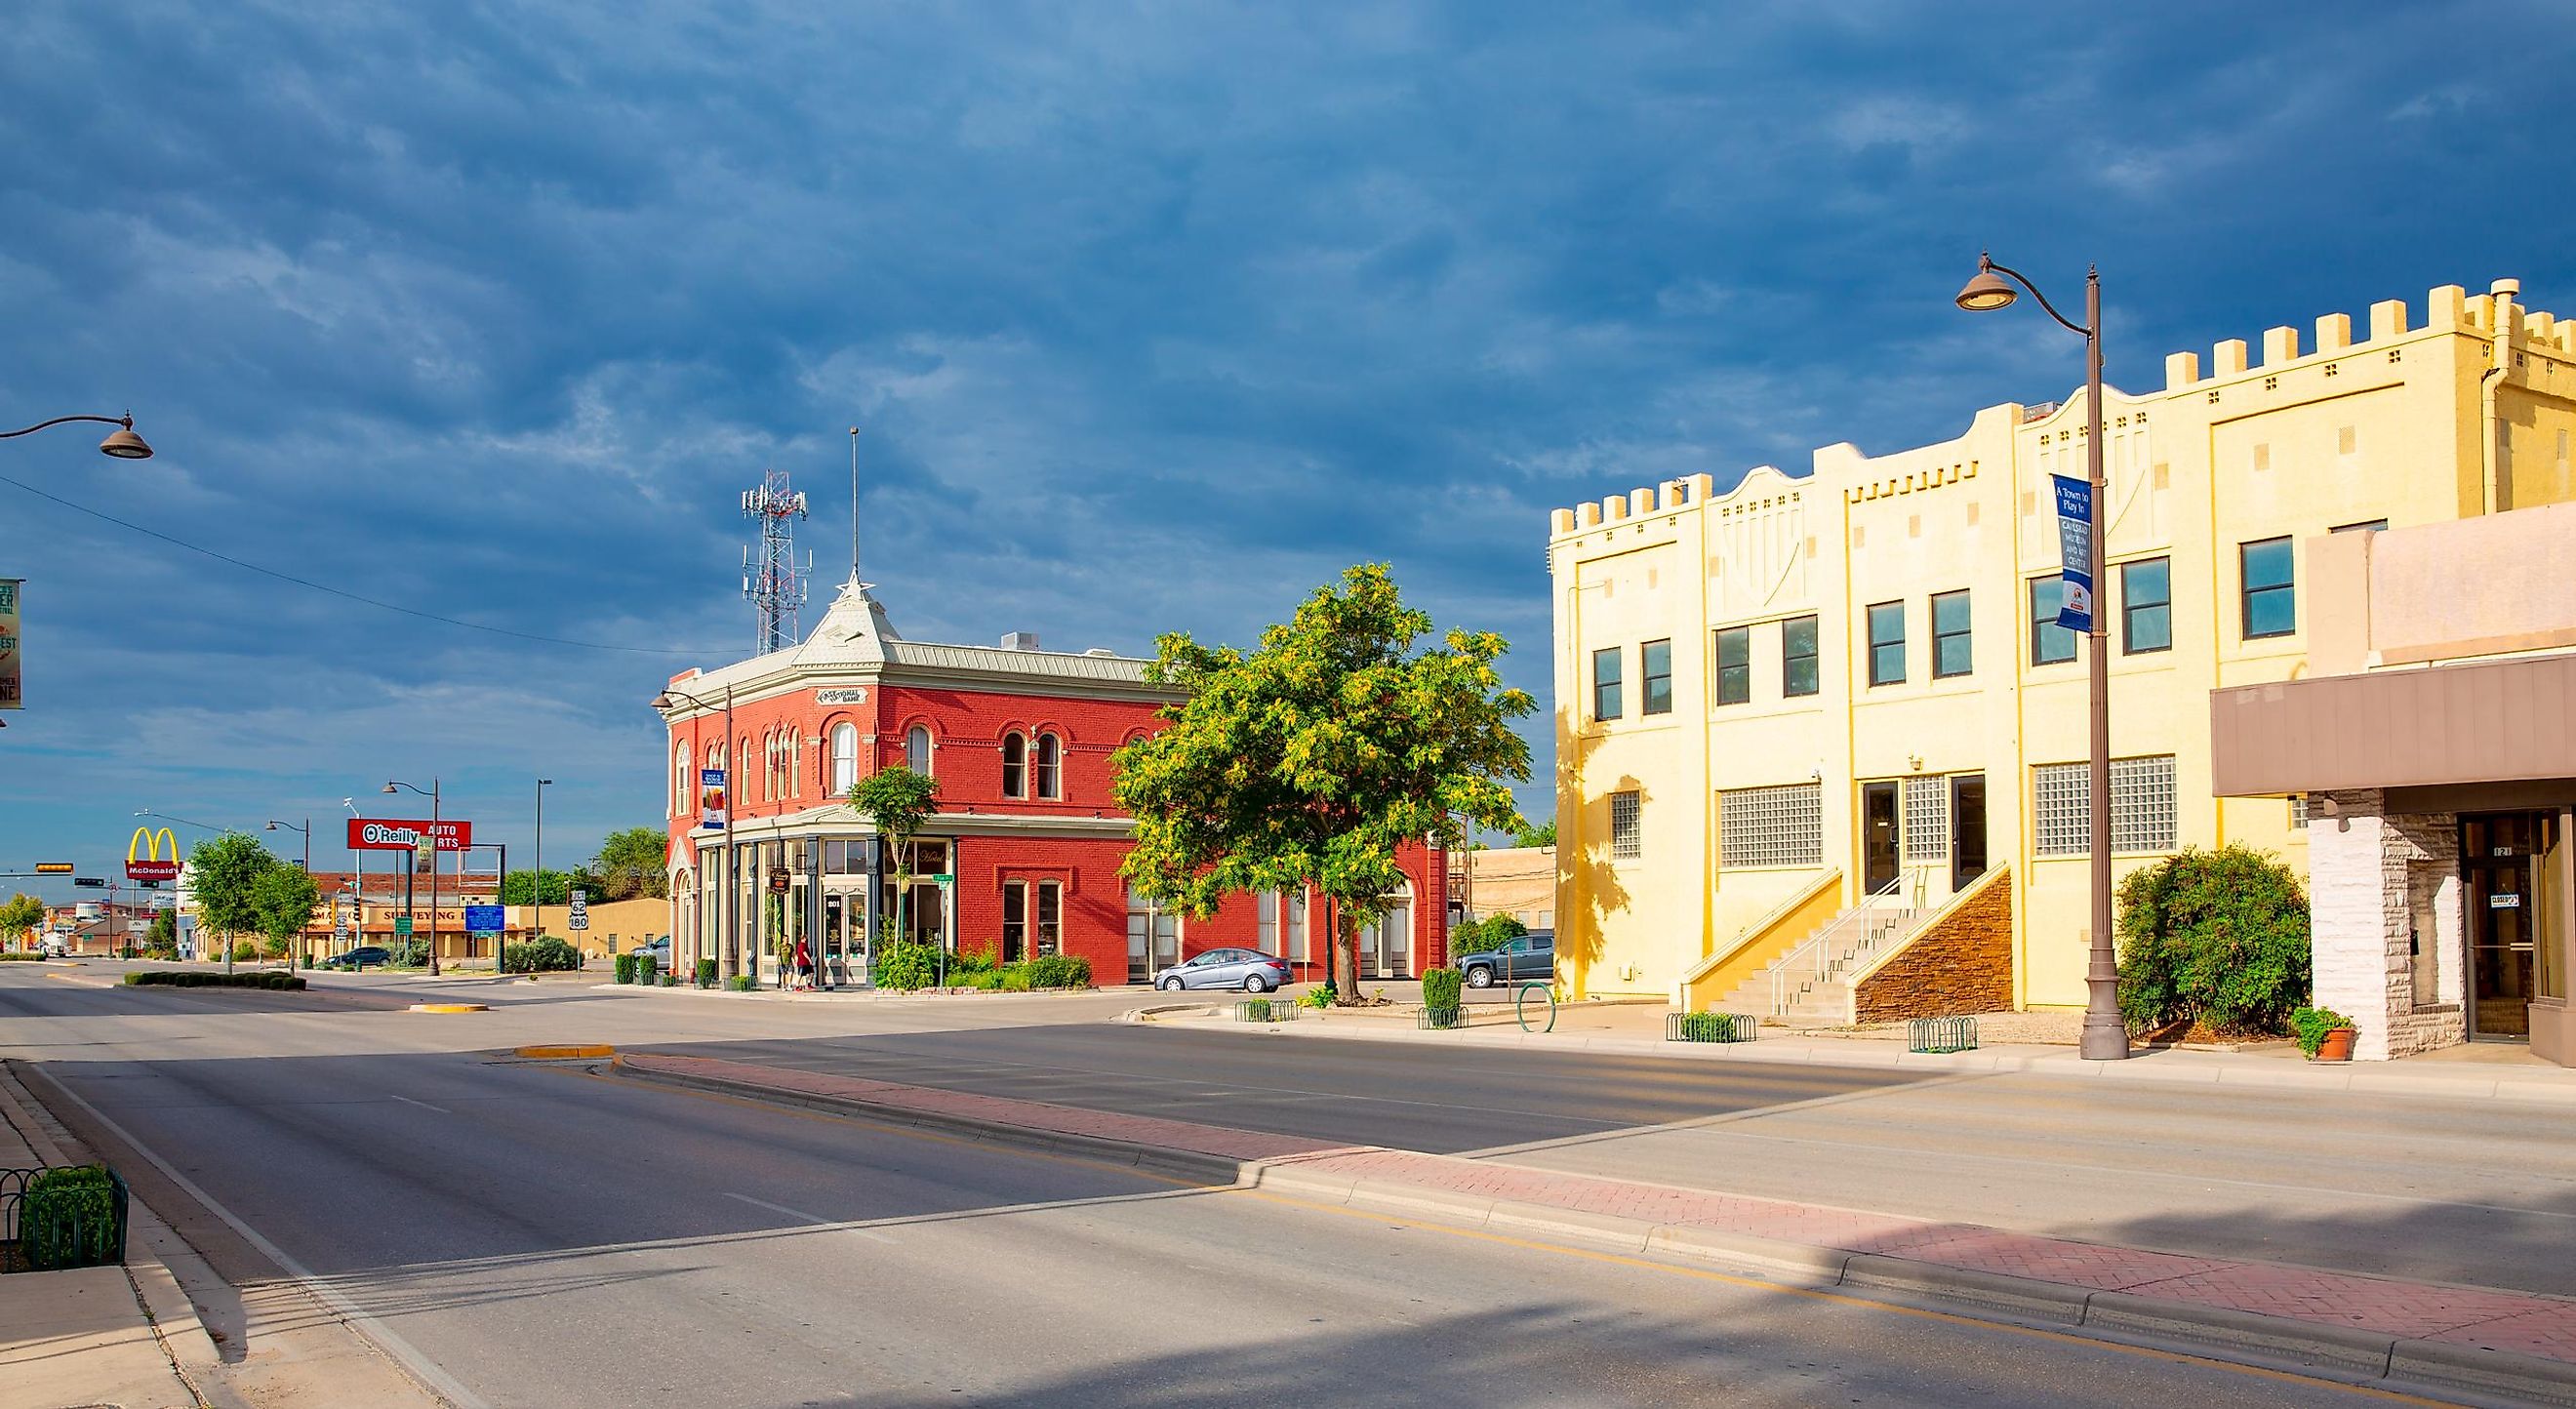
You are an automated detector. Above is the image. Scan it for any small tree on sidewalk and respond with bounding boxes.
[846,765,942,979]
[1113,565,1533,1002]
[251,864,323,970]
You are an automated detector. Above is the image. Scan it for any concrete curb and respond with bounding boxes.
[631,1055,2576,1406]
[1149,1014,2576,1106]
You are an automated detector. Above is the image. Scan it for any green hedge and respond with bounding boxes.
[873,942,941,991]
[695,957,719,988]
[2116,844,2311,1036]
[0,951,50,962]
[122,970,305,990]
[727,974,758,992]
[503,936,584,974]
[613,952,638,985]
[635,953,659,986]
[1422,967,1464,1011]
[23,1165,120,1270]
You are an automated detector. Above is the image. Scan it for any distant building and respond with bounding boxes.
[1550,277,2576,1062]
[660,580,1447,987]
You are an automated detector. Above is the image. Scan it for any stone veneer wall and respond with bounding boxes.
[2307,788,2468,1061]
[1855,867,2014,1022]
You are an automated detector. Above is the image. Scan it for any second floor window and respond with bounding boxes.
[1000,733,1027,798]
[1591,646,1624,720]
[1782,616,1819,698]
[2121,558,2171,655]
[2031,576,2077,665]
[1714,626,1751,705]
[1640,639,1672,715]
[1866,602,1905,687]
[906,725,933,775]
[1034,733,1063,799]
[1931,589,1972,679]
[2241,537,2295,639]
[829,723,859,796]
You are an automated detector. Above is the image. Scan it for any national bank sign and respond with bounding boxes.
[345,818,474,852]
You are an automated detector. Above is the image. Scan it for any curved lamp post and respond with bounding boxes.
[1954,254,2125,1062]
[266,819,313,969]
[2,414,152,460]
[383,780,443,976]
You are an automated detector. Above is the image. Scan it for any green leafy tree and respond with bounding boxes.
[142,909,178,960]
[847,766,942,970]
[1112,564,1534,1002]
[0,893,42,949]
[251,864,323,969]
[1511,821,1556,849]
[591,827,670,901]
[2116,843,2313,1036]
[188,833,279,970]
[501,869,577,906]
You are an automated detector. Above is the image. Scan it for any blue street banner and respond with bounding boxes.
[2050,474,2095,632]
[700,767,727,829]
[464,905,504,934]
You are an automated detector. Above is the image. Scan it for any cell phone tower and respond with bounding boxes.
[741,469,812,654]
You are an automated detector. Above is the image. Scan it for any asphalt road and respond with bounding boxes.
[0,965,2402,1408]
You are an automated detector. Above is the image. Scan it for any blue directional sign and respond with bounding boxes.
[464,905,504,934]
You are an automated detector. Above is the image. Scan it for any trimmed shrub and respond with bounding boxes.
[503,937,584,974]
[614,952,638,985]
[659,972,677,986]
[635,953,659,986]
[384,940,428,968]
[123,971,303,990]
[24,1164,118,1269]
[228,941,259,963]
[1018,953,1091,989]
[1421,967,1465,1012]
[695,957,719,989]
[2116,844,2312,1036]
[727,974,758,992]
[1451,915,1527,957]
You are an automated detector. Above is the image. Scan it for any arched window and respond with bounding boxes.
[1034,732,1062,800]
[906,725,932,775]
[673,745,689,817]
[787,732,801,799]
[1000,732,1027,798]
[830,722,859,796]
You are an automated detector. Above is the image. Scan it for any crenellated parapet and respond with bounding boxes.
[2161,278,2576,391]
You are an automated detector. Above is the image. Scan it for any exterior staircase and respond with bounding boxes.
[1726,869,1934,1024]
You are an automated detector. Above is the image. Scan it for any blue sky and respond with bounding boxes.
[3,1,2570,897]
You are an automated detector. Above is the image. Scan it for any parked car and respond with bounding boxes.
[629,936,671,969]
[1154,948,1292,993]
[1460,930,1553,987]
[316,946,393,971]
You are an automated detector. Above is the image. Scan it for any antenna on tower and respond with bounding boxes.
[741,469,812,654]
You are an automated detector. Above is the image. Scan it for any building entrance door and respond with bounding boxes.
[1861,782,1901,894]
[2462,813,2553,1040]
[1950,774,1989,894]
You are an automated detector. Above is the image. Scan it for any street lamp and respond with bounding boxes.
[1954,252,2125,1062]
[2,412,152,460]
[656,685,734,982]
[383,779,443,976]
[265,819,312,969]
[533,778,553,949]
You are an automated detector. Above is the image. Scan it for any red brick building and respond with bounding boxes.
[658,580,1447,987]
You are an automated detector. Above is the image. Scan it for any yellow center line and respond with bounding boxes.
[593,1066,2439,1402]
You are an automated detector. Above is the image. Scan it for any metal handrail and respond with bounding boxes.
[1764,866,1935,1016]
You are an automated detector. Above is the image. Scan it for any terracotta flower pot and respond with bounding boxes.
[2314,1027,2356,1063]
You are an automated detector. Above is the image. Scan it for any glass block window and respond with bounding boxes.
[1609,790,1642,859]
[1931,589,1972,679]
[1718,784,1824,868]
[2241,537,2295,639]
[2121,557,2172,655]
[1591,646,1624,720]
[2033,755,2179,856]
[2031,576,2077,665]
[1902,776,1949,862]
[1641,639,1673,716]
[1782,616,1819,698]
[1866,601,1906,687]
[1714,627,1751,706]
[2289,794,2309,830]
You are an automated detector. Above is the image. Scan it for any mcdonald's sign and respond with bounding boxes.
[127,826,182,882]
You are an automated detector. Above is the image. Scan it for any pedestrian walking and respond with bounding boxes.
[791,934,815,991]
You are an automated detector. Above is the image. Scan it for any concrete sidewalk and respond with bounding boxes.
[1139,1003,2576,1105]
[619,1049,2576,1404]
[0,1068,213,1409]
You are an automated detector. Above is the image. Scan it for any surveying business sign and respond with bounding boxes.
[2050,474,2095,632]
[127,826,182,882]
[345,818,474,853]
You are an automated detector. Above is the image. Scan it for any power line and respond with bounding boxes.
[0,470,720,658]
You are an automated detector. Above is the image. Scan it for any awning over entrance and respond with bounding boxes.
[2210,653,2576,797]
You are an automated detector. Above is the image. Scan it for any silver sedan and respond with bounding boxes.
[1153,948,1292,993]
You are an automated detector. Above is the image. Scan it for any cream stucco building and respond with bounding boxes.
[1550,278,2576,1052]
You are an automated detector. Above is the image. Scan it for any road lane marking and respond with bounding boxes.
[388,1095,450,1114]
[26,1066,493,1409]
[722,1191,898,1242]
